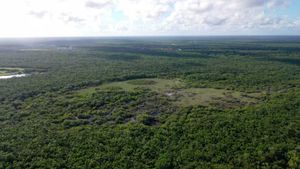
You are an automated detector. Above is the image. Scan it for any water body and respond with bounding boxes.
[0,74,27,79]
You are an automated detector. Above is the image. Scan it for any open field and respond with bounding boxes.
[0,67,24,76]
[78,78,261,108]
[78,78,183,94]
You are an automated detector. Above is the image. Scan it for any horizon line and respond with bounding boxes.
[1,35,300,39]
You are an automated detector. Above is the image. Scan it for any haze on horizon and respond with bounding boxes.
[0,0,299,37]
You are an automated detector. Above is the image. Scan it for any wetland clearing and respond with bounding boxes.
[0,67,27,79]
[78,78,261,108]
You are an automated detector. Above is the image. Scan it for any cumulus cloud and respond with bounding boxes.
[85,0,114,9]
[60,14,85,24]
[0,0,298,37]
[28,11,48,19]
[159,0,297,34]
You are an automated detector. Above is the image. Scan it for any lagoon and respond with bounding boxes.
[0,74,27,79]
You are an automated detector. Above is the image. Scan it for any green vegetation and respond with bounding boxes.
[127,79,158,85]
[78,78,183,93]
[0,68,24,76]
[79,78,261,108]
[0,37,300,168]
[175,88,260,107]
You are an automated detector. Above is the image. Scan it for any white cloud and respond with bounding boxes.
[0,0,298,37]
[85,0,115,9]
[158,0,297,34]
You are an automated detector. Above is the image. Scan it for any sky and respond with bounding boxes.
[0,0,299,37]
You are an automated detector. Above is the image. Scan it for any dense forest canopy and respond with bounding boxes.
[0,36,299,169]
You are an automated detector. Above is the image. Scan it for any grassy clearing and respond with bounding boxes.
[78,78,184,96]
[0,72,9,76]
[176,88,260,107]
[77,78,262,108]
[0,67,24,76]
